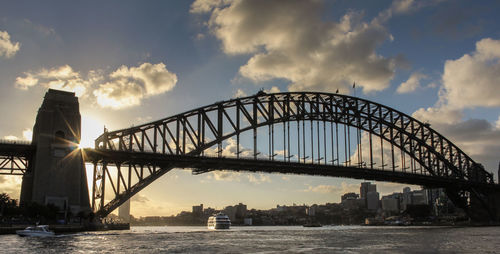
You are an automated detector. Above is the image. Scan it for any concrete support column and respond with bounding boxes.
[20,89,91,216]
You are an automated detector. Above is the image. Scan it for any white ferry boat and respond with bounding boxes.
[16,225,55,237]
[207,213,231,229]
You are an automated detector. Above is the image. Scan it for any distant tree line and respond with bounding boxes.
[0,193,78,225]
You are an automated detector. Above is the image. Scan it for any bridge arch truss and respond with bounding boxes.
[87,92,496,218]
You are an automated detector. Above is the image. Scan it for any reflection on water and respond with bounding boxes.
[2,226,500,253]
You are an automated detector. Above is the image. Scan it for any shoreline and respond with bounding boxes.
[0,223,130,235]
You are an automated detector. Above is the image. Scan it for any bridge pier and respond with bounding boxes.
[20,89,90,216]
[471,189,500,223]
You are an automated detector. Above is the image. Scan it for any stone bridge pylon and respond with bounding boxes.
[20,89,90,215]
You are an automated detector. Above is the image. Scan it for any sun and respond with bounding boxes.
[80,115,105,148]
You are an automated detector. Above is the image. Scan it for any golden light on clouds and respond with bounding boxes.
[80,115,105,148]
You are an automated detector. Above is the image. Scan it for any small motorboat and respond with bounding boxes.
[16,225,55,237]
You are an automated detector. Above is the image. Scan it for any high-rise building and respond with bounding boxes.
[402,187,412,210]
[224,206,236,221]
[360,182,377,198]
[360,182,377,208]
[192,204,203,214]
[235,203,247,218]
[367,191,380,210]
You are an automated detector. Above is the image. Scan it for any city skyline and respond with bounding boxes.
[1,0,500,216]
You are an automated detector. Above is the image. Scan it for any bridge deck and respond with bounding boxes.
[0,141,35,175]
[83,148,500,191]
[0,141,35,155]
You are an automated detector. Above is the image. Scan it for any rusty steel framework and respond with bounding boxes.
[88,92,497,218]
[0,141,34,175]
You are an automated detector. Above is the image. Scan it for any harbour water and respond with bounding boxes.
[2,225,499,253]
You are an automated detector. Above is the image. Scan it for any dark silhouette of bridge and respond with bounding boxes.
[2,91,500,222]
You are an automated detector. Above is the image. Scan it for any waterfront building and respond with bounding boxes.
[306,205,316,216]
[411,190,427,205]
[224,206,237,221]
[381,193,400,214]
[192,204,203,214]
[235,203,247,219]
[203,207,216,216]
[243,218,253,226]
[341,198,364,209]
[341,192,359,202]
[144,216,162,224]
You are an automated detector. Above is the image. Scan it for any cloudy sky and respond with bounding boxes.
[1,0,499,216]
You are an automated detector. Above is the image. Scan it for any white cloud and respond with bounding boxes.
[396,72,427,93]
[22,129,32,141]
[390,0,416,14]
[3,135,18,141]
[15,62,178,109]
[247,174,271,184]
[408,38,500,176]
[2,128,32,142]
[206,171,273,184]
[234,88,247,98]
[93,78,144,108]
[190,0,229,13]
[193,0,398,94]
[208,171,242,181]
[0,175,22,200]
[15,65,94,97]
[340,182,360,194]
[305,184,341,194]
[378,0,446,22]
[441,38,500,108]
[0,30,20,58]
[412,106,463,125]
[411,106,500,173]
[303,182,359,195]
[264,86,280,93]
[94,63,177,109]
[15,74,38,90]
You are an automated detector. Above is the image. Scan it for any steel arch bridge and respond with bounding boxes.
[84,92,499,220]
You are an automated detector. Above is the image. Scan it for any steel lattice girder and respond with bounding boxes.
[95,92,491,182]
[89,92,496,216]
[0,142,35,175]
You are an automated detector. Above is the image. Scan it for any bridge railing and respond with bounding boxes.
[0,139,32,145]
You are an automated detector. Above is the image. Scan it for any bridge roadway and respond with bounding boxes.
[83,148,500,192]
[0,141,35,175]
